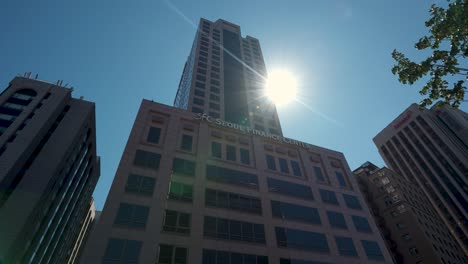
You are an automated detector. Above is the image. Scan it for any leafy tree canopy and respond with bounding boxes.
[392,0,467,108]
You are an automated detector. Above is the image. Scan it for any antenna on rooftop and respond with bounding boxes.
[35,74,38,79]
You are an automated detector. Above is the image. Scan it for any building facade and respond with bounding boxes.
[0,76,100,263]
[174,18,283,135]
[81,99,393,264]
[373,103,468,255]
[354,162,467,264]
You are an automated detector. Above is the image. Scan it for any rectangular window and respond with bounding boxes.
[352,215,372,233]
[206,165,258,189]
[205,188,262,214]
[193,97,204,106]
[313,166,326,182]
[125,174,156,196]
[343,194,362,210]
[172,158,196,177]
[335,172,347,187]
[209,94,220,101]
[163,210,191,234]
[326,211,347,229]
[278,158,289,173]
[133,149,161,170]
[202,249,269,264]
[319,189,339,205]
[114,203,150,228]
[192,106,203,113]
[290,160,302,176]
[271,200,321,224]
[361,240,384,260]
[103,238,142,264]
[267,178,314,200]
[275,227,329,252]
[335,236,358,256]
[158,244,187,264]
[168,181,193,202]
[195,82,205,89]
[211,142,222,158]
[209,102,220,110]
[266,155,276,170]
[226,145,236,161]
[147,127,161,144]
[239,148,250,165]
[180,134,193,151]
[204,216,266,244]
[194,89,205,97]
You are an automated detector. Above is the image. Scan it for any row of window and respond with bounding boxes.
[265,154,302,177]
[211,141,251,165]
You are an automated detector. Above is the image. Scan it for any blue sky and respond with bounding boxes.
[1,0,465,210]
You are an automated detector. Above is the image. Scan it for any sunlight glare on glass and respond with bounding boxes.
[264,69,298,106]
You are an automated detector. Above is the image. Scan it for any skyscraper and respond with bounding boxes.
[373,103,467,255]
[81,18,393,263]
[354,162,467,264]
[174,18,282,135]
[0,76,100,263]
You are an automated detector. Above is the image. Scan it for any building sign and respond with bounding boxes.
[393,110,412,129]
[194,113,314,150]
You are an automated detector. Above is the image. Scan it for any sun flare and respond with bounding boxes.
[264,69,298,106]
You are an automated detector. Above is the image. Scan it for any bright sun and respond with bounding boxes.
[264,69,298,105]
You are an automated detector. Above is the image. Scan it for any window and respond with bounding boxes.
[352,216,372,233]
[202,249,269,264]
[194,89,205,97]
[279,158,289,173]
[210,94,219,101]
[267,178,313,200]
[103,238,142,264]
[211,142,221,158]
[343,194,362,210]
[240,148,250,165]
[326,211,347,229]
[313,166,326,182]
[114,203,150,228]
[335,236,358,256]
[147,127,161,144]
[195,82,205,89]
[192,106,203,113]
[209,102,220,110]
[163,210,191,234]
[193,97,204,106]
[280,259,330,264]
[361,240,384,260]
[168,181,193,202]
[158,244,187,264]
[290,160,302,176]
[209,111,219,118]
[271,200,321,224]
[206,165,258,189]
[180,135,193,151]
[205,188,262,214]
[204,216,266,243]
[133,149,161,170]
[125,174,156,196]
[226,145,236,161]
[335,172,347,187]
[266,155,276,170]
[172,158,196,177]
[275,227,329,252]
[319,189,339,205]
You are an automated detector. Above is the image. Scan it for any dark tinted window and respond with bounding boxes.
[204,216,265,244]
[147,127,161,144]
[361,240,384,260]
[211,142,222,158]
[226,145,236,161]
[114,203,150,228]
[279,158,289,173]
[203,249,269,264]
[103,238,142,264]
[327,211,347,229]
[313,166,326,182]
[158,244,187,264]
[352,215,372,233]
[195,89,205,97]
[275,227,329,252]
[133,149,161,170]
[335,172,347,187]
[125,174,156,196]
[168,181,193,202]
[343,194,362,210]
[267,178,313,200]
[240,148,250,165]
[193,97,204,106]
[290,160,302,176]
[335,236,358,256]
[181,134,193,151]
[206,165,258,189]
[163,210,191,234]
[319,189,339,205]
[271,200,321,224]
[172,158,196,177]
[266,155,276,170]
[205,188,262,214]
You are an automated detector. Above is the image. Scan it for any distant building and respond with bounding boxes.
[374,103,467,255]
[354,162,467,264]
[0,76,100,263]
[174,18,283,135]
